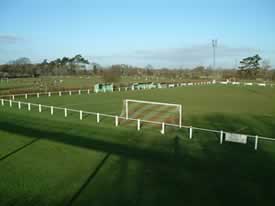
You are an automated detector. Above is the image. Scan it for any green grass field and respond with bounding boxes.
[0,75,175,94]
[0,85,275,206]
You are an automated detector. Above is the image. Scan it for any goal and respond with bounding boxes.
[121,99,182,127]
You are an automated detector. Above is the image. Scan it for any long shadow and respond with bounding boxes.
[0,121,182,165]
[1,113,275,205]
[190,113,275,138]
[0,138,40,161]
[66,153,111,206]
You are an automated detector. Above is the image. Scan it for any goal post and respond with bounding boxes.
[122,99,182,127]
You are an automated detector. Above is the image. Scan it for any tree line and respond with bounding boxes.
[0,55,90,77]
[0,54,274,82]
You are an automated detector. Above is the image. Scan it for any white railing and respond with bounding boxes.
[258,83,266,87]
[0,80,274,101]
[1,98,274,151]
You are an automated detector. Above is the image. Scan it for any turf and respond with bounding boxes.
[0,131,34,159]
[12,85,275,136]
[0,75,172,94]
[0,85,275,206]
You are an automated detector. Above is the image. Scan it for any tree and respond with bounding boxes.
[102,66,121,83]
[272,70,275,81]
[238,54,262,79]
[42,59,48,65]
[8,57,31,65]
[262,59,271,70]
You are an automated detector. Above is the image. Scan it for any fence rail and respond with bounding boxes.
[0,81,274,152]
[0,80,274,100]
[1,98,274,151]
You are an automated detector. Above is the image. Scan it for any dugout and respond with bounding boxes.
[94,83,114,93]
[131,82,156,90]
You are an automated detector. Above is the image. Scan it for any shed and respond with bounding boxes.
[94,83,113,93]
[131,82,156,90]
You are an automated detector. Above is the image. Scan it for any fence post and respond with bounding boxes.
[161,122,165,134]
[115,116,119,127]
[78,90,81,95]
[51,106,53,115]
[48,92,51,97]
[189,127,193,139]
[118,87,121,92]
[97,113,100,123]
[137,119,141,131]
[37,93,40,98]
[9,100,12,107]
[69,91,72,96]
[59,91,61,96]
[12,95,15,100]
[255,136,259,150]
[220,130,223,144]
[28,103,31,111]
[39,104,42,112]
[125,100,129,120]
[1,99,4,106]
[88,89,90,94]
[25,94,28,99]
[18,101,21,109]
[64,108,67,117]
[80,110,83,120]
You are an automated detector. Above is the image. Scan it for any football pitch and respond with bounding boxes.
[0,85,275,206]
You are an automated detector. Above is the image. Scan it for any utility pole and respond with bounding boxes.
[212,40,218,69]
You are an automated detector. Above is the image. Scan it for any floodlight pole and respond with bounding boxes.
[212,40,217,69]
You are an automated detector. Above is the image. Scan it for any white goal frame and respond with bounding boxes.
[124,99,182,127]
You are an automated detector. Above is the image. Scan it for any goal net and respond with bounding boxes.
[120,99,182,127]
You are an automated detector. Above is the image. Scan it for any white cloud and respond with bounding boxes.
[0,34,23,44]
[90,45,261,68]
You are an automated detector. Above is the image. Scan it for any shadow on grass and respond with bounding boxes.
[0,138,40,161]
[0,112,275,206]
[67,153,111,206]
[190,113,275,138]
[0,120,181,165]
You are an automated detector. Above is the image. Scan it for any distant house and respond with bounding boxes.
[94,83,113,93]
[131,82,156,90]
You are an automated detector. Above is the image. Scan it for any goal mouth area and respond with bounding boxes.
[120,99,182,127]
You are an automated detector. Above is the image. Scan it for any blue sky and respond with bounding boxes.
[0,0,274,68]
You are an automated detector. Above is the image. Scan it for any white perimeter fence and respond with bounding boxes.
[1,98,274,151]
[0,80,274,100]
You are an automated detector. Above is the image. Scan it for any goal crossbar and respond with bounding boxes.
[125,99,182,107]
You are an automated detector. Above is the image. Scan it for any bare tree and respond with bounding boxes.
[102,66,121,83]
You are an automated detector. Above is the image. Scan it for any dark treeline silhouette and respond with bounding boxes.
[0,54,274,81]
[0,55,90,78]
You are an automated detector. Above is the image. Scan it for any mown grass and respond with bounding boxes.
[0,85,275,206]
[0,75,174,94]
[14,85,275,136]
